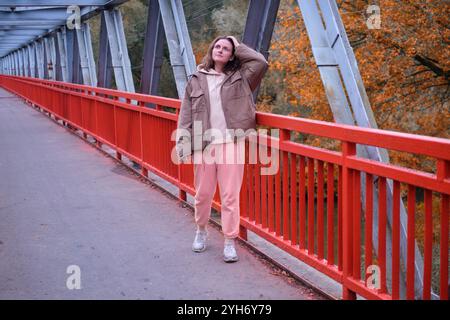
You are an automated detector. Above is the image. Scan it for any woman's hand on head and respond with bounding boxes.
[227,36,240,48]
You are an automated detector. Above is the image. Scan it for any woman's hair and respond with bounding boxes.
[199,36,241,74]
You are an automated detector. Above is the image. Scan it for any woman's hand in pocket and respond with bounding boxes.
[181,154,192,164]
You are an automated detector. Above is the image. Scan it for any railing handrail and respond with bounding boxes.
[1,74,448,300]
[5,75,450,162]
[6,75,182,108]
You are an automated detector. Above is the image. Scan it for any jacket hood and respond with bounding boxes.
[197,64,227,76]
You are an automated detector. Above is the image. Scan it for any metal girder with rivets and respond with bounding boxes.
[22,46,29,77]
[12,53,16,75]
[56,28,68,82]
[11,54,15,75]
[75,22,97,86]
[16,50,21,76]
[97,13,113,88]
[140,0,165,97]
[297,0,427,299]
[102,8,135,92]
[19,50,23,75]
[158,0,196,99]
[5,56,9,75]
[242,0,280,100]
[18,49,25,76]
[14,51,20,76]
[0,1,110,5]
[44,36,57,80]
[2,57,6,75]
[72,30,83,85]
[65,28,76,83]
[9,55,14,75]
[35,39,45,79]
[28,43,36,78]
[7,56,11,75]
[0,3,129,59]
[11,53,15,75]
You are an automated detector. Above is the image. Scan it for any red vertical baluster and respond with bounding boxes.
[407,185,416,300]
[248,151,255,223]
[378,177,387,293]
[255,141,261,226]
[281,135,290,240]
[275,142,282,236]
[317,160,324,260]
[308,158,315,254]
[437,159,449,300]
[261,149,268,229]
[342,142,356,300]
[365,173,373,282]
[338,166,343,271]
[291,154,298,245]
[327,163,334,265]
[440,193,449,300]
[268,145,275,233]
[392,180,400,300]
[240,145,249,219]
[353,170,361,281]
[299,156,306,249]
[423,189,432,300]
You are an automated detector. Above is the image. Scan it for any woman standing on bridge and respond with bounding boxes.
[176,35,268,262]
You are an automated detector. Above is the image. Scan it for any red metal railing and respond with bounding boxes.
[1,75,448,300]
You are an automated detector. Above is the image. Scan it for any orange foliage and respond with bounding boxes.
[268,0,449,172]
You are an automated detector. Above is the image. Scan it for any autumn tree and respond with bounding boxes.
[267,0,449,171]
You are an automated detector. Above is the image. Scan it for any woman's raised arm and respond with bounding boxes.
[227,36,269,91]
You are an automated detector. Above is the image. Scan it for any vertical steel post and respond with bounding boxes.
[158,0,196,98]
[102,8,135,92]
[56,27,69,82]
[140,0,165,97]
[242,0,280,99]
[76,22,97,86]
[97,12,113,88]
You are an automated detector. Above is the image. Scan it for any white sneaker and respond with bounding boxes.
[192,230,207,252]
[223,239,239,263]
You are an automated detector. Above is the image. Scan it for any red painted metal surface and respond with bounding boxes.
[1,75,449,300]
[392,180,400,300]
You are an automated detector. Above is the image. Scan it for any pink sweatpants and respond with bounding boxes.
[193,141,245,239]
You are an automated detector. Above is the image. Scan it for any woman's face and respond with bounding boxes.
[212,39,233,66]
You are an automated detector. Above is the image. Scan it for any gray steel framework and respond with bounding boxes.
[0,0,430,299]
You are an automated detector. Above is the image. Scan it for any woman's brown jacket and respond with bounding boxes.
[176,43,268,160]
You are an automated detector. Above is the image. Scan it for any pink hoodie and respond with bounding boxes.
[197,65,234,145]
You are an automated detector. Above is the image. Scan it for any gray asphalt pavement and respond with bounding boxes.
[0,88,321,300]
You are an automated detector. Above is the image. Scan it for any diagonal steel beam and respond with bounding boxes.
[28,43,36,78]
[242,0,280,100]
[56,27,69,82]
[158,0,196,98]
[140,0,165,97]
[102,8,134,92]
[97,12,113,88]
[297,0,428,299]
[0,1,108,6]
[75,22,97,86]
